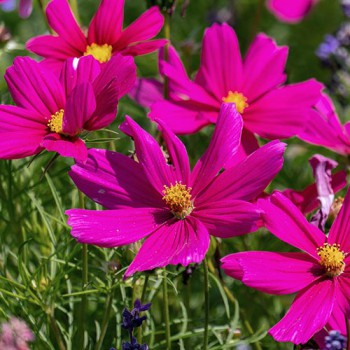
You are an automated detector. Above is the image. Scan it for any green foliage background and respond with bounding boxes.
[0,0,347,349]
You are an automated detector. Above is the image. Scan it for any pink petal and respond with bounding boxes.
[93,54,136,99]
[119,116,178,193]
[269,278,335,344]
[129,78,163,108]
[328,188,350,252]
[0,132,45,159]
[5,57,65,118]
[334,274,350,320]
[191,103,243,196]
[124,216,210,277]
[115,6,164,50]
[244,79,323,139]
[0,106,47,159]
[197,140,286,205]
[195,23,243,100]
[0,105,47,130]
[222,251,320,294]
[42,134,87,162]
[309,155,339,231]
[69,148,165,209]
[63,83,96,135]
[85,79,119,131]
[46,0,86,53]
[299,94,350,155]
[242,33,288,101]
[149,100,214,135]
[66,207,170,247]
[159,46,219,107]
[156,120,191,185]
[194,199,260,237]
[87,0,124,45]
[224,128,260,168]
[26,35,80,61]
[267,0,319,23]
[120,39,167,56]
[19,0,33,18]
[60,56,101,96]
[258,192,326,258]
[220,254,244,280]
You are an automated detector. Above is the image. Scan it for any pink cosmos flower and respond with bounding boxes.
[0,54,136,162]
[266,0,319,23]
[66,104,286,277]
[299,93,350,155]
[134,23,322,155]
[26,0,166,71]
[222,190,350,344]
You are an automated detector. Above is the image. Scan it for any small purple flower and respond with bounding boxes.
[122,337,149,350]
[341,0,350,17]
[0,0,32,18]
[324,330,347,350]
[316,35,340,61]
[122,300,151,331]
[337,23,350,46]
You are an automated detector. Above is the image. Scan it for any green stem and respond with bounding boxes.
[137,275,150,344]
[69,0,81,25]
[37,0,53,34]
[141,275,149,302]
[94,290,114,350]
[49,313,66,350]
[76,191,88,350]
[163,268,171,350]
[250,0,264,41]
[203,258,209,350]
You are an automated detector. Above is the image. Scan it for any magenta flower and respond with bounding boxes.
[299,93,350,156]
[267,0,319,23]
[66,104,286,277]
[222,190,350,344]
[0,54,136,162]
[26,0,166,71]
[135,23,322,154]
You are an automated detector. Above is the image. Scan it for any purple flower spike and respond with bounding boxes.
[324,330,347,350]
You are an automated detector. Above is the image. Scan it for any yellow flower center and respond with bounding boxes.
[48,109,64,134]
[84,43,113,63]
[317,243,346,277]
[162,182,193,219]
[222,91,249,114]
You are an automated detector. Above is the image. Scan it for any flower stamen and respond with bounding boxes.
[222,91,249,114]
[317,243,346,277]
[48,109,64,134]
[84,43,113,63]
[162,182,193,219]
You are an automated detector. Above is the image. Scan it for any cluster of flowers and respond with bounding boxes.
[316,0,350,103]
[1,0,350,347]
[0,317,34,350]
